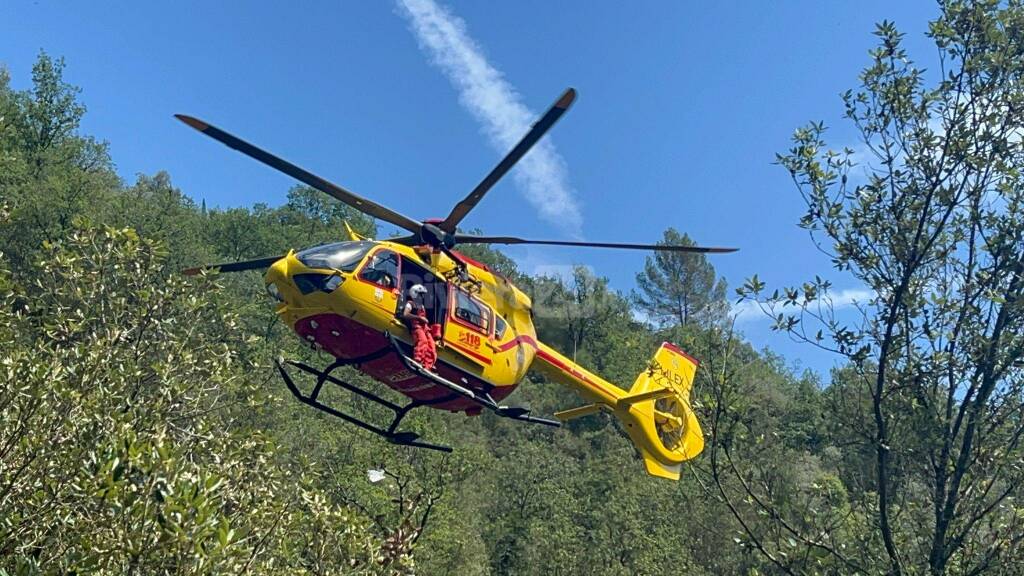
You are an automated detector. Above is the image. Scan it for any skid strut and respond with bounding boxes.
[275,333,560,454]
[276,350,453,452]
[385,333,560,428]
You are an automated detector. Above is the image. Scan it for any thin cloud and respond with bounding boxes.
[733,287,874,324]
[396,0,582,235]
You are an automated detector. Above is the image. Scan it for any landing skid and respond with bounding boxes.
[275,333,559,453]
[277,354,453,452]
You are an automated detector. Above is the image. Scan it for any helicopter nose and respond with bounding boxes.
[265,281,285,302]
[263,255,293,303]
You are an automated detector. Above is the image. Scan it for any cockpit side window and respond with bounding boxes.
[453,289,491,333]
[494,315,508,340]
[296,241,375,272]
[359,249,400,290]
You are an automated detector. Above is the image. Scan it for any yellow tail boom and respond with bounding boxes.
[533,341,704,480]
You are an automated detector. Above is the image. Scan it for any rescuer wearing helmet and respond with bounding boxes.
[402,284,437,371]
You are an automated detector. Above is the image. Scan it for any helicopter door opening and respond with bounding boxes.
[396,259,448,330]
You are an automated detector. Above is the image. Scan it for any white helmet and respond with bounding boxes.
[408,284,428,298]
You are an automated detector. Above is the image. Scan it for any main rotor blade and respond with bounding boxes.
[175,115,423,234]
[452,234,738,254]
[439,88,577,234]
[183,255,283,276]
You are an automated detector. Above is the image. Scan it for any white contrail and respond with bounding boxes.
[396,0,583,235]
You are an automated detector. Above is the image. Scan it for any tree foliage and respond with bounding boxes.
[738,2,1024,573]
[0,225,398,574]
[633,228,727,329]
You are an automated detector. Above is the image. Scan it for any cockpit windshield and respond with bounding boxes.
[296,241,375,272]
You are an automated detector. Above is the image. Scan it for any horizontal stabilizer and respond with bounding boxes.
[617,387,675,408]
[554,403,603,422]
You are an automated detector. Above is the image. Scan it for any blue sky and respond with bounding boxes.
[2,1,939,378]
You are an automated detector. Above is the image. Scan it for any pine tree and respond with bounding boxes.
[632,228,727,327]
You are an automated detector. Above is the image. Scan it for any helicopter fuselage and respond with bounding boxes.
[264,239,538,413]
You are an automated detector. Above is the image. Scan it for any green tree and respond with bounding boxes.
[0,52,117,276]
[280,184,377,246]
[633,228,727,328]
[104,171,212,271]
[530,266,632,368]
[689,325,858,575]
[0,224,401,574]
[742,3,1024,573]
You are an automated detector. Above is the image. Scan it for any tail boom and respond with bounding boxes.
[532,341,704,480]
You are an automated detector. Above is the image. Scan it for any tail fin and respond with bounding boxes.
[624,343,704,480]
[538,341,704,481]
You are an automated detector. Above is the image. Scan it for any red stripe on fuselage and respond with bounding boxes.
[495,334,538,352]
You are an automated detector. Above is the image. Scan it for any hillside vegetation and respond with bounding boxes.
[3,3,1024,574]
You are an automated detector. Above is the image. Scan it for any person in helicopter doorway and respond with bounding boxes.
[402,284,437,371]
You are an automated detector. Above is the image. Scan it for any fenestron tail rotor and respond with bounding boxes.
[654,397,687,452]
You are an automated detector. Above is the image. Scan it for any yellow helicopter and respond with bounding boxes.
[177,88,736,480]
